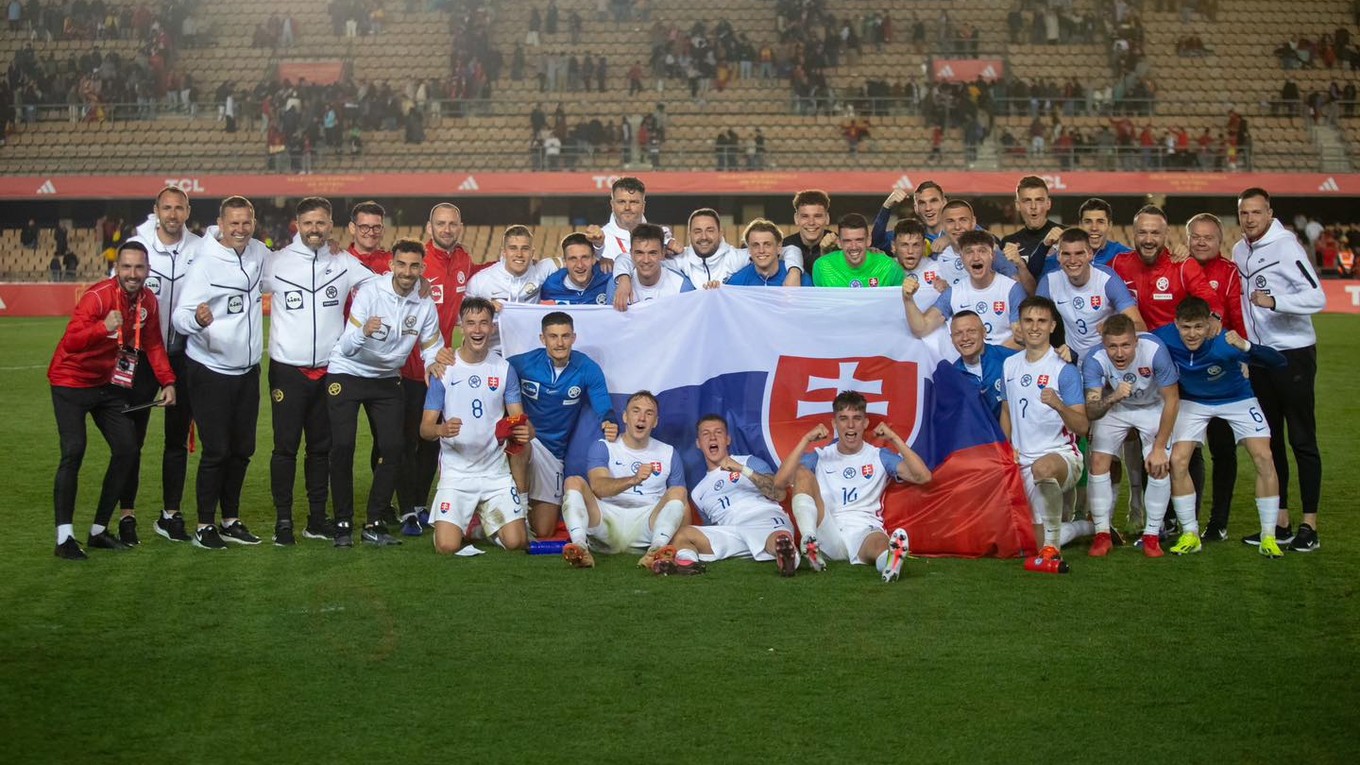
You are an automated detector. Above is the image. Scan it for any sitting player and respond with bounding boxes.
[559,391,688,568]
[1154,298,1289,558]
[1081,314,1179,557]
[774,391,931,582]
[666,415,800,576]
[419,298,533,554]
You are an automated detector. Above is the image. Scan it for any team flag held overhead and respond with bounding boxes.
[500,288,1035,558]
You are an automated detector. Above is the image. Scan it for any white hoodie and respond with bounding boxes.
[329,275,443,378]
[1232,218,1326,350]
[171,225,268,374]
[263,233,375,368]
[128,213,202,351]
[668,238,750,286]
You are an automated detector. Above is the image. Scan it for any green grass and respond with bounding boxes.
[1,316,1357,763]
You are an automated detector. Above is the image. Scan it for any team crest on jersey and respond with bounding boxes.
[1138,366,1152,377]
[1090,295,1102,310]
[1209,280,1220,290]
[404,316,416,328]
[992,301,1006,315]
[650,461,663,475]
[974,301,987,313]
[144,276,161,294]
[440,501,451,511]
[1156,276,1170,291]
[1037,374,1050,388]
[526,283,540,296]
[567,385,581,399]
[1073,296,1086,310]
[328,382,342,396]
[764,356,922,470]
[430,284,445,303]
[869,278,880,287]
[457,271,467,285]
[1123,372,1136,384]
[487,376,500,391]
[842,467,856,479]
[924,271,937,283]
[850,279,863,288]
[861,464,874,478]
[272,388,284,402]
[284,291,303,310]
[138,306,148,322]
[727,471,741,483]
[325,285,338,299]
[469,375,482,388]
[595,294,607,304]
[1021,374,1033,387]
[1207,365,1223,377]
[1255,275,1267,289]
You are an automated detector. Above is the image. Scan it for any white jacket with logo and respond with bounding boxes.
[263,234,375,368]
[328,276,444,378]
[171,226,267,375]
[128,214,203,351]
[1232,218,1326,351]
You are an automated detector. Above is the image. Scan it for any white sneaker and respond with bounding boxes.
[882,528,909,583]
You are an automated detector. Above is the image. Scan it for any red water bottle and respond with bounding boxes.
[1024,556,1071,574]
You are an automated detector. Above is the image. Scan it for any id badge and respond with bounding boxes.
[111,349,138,388]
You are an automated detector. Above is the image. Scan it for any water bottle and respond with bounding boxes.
[1024,556,1070,574]
[528,539,568,555]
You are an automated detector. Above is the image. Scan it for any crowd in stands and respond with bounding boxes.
[1276,27,1359,70]
[1276,78,1358,123]
[529,100,670,170]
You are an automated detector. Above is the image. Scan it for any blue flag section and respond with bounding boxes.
[501,288,1035,557]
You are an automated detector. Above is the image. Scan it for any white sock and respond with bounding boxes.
[90,523,106,536]
[874,549,889,573]
[649,500,684,548]
[561,490,589,547]
[1036,477,1063,548]
[676,548,699,563]
[1060,520,1094,547]
[1257,496,1280,539]
[162,509,176,520]
[791,493,819,540]
[1142,475,1171,536]
[1171,494,1199,535]
[57,524,73,544]
[1087,472,1113,533]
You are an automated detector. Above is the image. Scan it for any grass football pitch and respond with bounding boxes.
[1,316,1357,763]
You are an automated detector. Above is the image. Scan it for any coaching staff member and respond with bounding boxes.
[49,242,176,560]
[173,196,268,551]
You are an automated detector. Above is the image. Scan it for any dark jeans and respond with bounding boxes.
[187,359,260,525]
[52,385,137,529]
[121,352,193,512]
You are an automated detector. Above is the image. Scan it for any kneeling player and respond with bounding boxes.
[559,391,687,568]
[775,391,931,582]
[667,415,799,576]
[1082,314,1179,557]
[1153,298,1289,558]
[420,298,533,554]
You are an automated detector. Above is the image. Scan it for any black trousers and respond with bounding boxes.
[1250,345,1322,515]
[52,385,138,529]
[397,377,439,514]
[269,362,330,525]
[327,373,404,525]
[187,359,260,525]
[120,351,193,512]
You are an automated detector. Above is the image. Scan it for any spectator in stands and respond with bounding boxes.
[55,223,69,260]
[63,249,79,281]
[49,253,62,281]
[21,217,39,251]
[546,0,559,35]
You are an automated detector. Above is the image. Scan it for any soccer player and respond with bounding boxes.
[466,225,556,352]
[775,391,930,582]
[891,218,942,290]
[665,415,799,576]
[1002,175,1064,284]
[904,230,1025,347]
[1154,297,1289,558]
[999,296,1090,561]
[608,222,694,306]
[558,391,688,569]
[420,297,533,553]
[1111,205,1223,331]
[874,180,948,250]
[540,232,611,305]
[951,310,1016,421]
[1079,197,1132,268]
[172,196,269,549]
[1233,188,1326,551]
[48,242,177,559]
[120,185,201,545]
[811,213,905,287]
[780,188,835,278]
[1081,315,1179,557]
[727,219,811,286]
[327,239,445,547]
[932,199,1025,289]
[262,197,375,546]
[1036,227,1144,363]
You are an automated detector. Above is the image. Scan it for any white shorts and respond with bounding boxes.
[1090,406,1163,458]
[526,438,565,505]
[1020,450,1084,524]
[589,498,655,554]
[696,514,791,562]
[814,512,885,565]
[430,473,525,537]
[1172,398,1270,445]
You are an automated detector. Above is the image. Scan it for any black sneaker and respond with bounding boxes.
[1108,527,1126,547]
[362,523,402,546]
[380,505,399,527]
[118,515,140,546]
[55,537,87,560]
[1243,525,1293,546]
[88,530,132,550]
[155,513,192,542]
[1289,523,1319,552]
[220,520,262,545]
[334,520,354,548]
[1201,520,1229,542]
[303,518,335,541]
[193,525,229,550]
[273,521,296,547]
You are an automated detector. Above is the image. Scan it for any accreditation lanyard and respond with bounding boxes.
[110,289,143,388]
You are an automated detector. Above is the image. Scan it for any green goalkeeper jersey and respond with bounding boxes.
[811,250,905,288]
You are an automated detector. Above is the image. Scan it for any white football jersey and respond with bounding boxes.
[430,353,516,483]
[691,455,783,527]
[630,266,693,303]
[466,260,556,353]
[800,441,903,522]
[937,273,1023,345]
[1081,333,1178,412]
[1039,265,1132,359]
[1003,348,1084,465]
[587,437,682,509]
[903,257,946,313]
[933,244,972,286]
